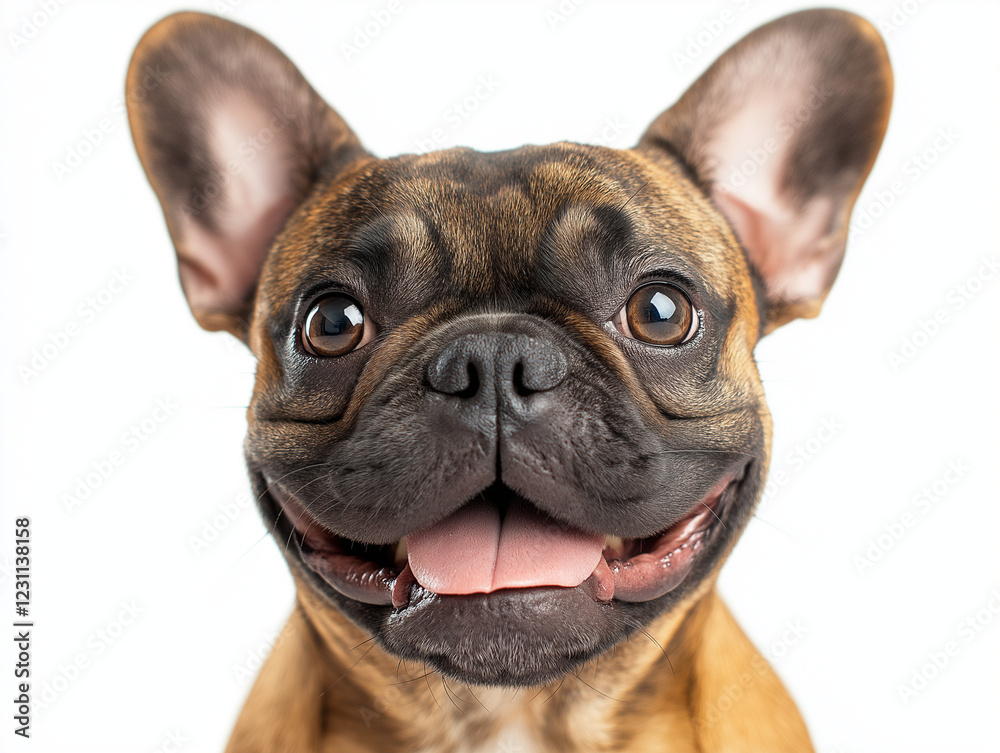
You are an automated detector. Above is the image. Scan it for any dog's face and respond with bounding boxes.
[249,145,762,685]
[129,11,890,685]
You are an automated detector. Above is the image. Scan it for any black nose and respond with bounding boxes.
[427,333,568,403]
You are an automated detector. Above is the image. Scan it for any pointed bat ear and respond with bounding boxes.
[638,9,892,333]
[127,12,367,340]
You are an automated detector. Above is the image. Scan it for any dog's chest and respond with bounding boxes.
[416,691,544,753]
[453,721,538,753]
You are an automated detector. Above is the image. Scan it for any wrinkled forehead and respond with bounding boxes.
[263,143,753,315]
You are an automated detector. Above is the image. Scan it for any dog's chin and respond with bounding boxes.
[254,463,753,687]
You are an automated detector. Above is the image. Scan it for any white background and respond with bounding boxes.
[2,1,998,751]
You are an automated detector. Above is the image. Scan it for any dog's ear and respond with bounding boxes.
[638,9,892,332]
[127,12,365,340]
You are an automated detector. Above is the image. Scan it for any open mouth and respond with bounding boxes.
[269,466,746,610]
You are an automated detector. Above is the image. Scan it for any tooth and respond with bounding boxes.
[394,537,408,567]
[604,535,625,557]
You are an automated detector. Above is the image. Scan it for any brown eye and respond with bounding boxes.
[615,283,697,346]
[302,295,365,357]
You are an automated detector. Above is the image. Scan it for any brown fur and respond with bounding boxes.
[127,9,891,751]
[228,574,807,753]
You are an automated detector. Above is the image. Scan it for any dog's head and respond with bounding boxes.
[128,10,890,685]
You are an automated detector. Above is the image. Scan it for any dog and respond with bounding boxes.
[128,8,890,751]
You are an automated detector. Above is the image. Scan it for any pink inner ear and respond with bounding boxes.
[712,188,838,307]
[174,99,301,323]
[637,10,891,325]
[704,92,842,307]
[176,195,296,323]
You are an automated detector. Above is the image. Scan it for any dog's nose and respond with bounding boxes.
[427,333,568,404]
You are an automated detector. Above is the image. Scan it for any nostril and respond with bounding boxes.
[427,340,483,397]
[427,333,567,400]
[454,362,480,399]
[515,346,568,394]
[512,361,533,398]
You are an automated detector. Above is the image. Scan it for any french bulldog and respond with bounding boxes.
[128,8,891,752]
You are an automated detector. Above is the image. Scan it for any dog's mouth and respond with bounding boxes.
[269,466,745,609]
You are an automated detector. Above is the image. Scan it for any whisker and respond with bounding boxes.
[349,636,377,653]
[389,671,435,687]
[539,678,564,705]
[700,500,726,528]
[751,513,801,541]
[440,675,463,710]
[611,613,675,677]
[618,180,649,212]
[258,462,339,529]
[571,670,622,703]
[653,448,764,462]
[318,640,376,697]
[465,683,490,713]
[423,665,443,711]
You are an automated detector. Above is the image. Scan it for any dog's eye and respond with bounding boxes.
[612,283,698,346]
[302,295,366,357]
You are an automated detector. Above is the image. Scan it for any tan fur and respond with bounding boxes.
[226,576,810,752]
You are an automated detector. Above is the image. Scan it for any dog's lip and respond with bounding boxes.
[602,469,741,602]
[269,486,400,606]
[267,465,746,609]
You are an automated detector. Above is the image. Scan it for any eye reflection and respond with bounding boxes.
[647,291,677,321]
[303,295,365,356]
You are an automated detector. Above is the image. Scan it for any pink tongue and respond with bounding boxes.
[406,498,605,595]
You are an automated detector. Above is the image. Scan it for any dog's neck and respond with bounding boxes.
[298,581,705,752]
[226,578,808,752]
